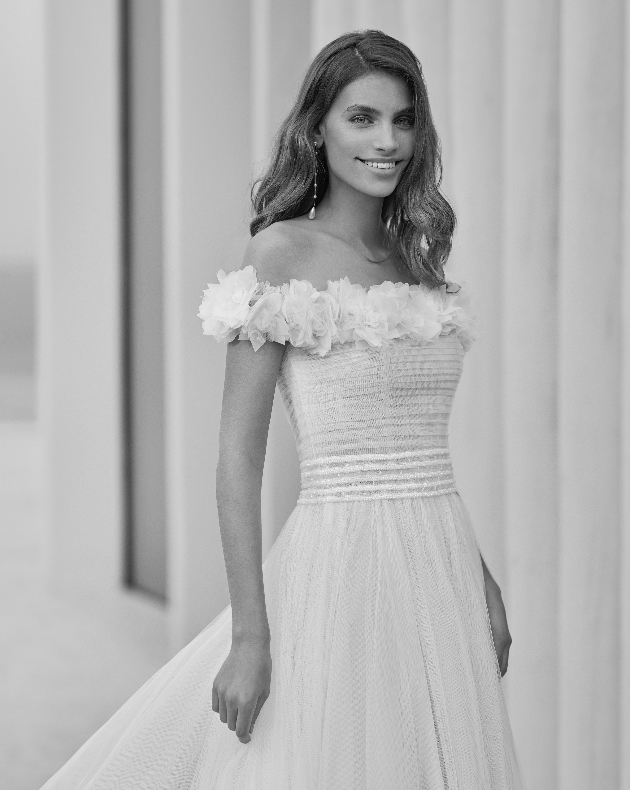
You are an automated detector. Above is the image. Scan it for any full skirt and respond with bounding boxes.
[42,493,525,789]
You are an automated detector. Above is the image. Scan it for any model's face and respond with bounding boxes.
[314,72,416,199]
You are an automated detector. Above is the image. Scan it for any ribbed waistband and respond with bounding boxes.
[297,448,457,503]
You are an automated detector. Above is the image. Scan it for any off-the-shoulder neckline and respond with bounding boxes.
[246,265,458,296]
[199,264,473,355]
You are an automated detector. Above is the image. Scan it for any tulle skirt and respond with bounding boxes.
[41,493,525,789]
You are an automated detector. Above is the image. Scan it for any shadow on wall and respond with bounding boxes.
[0,261,36,420]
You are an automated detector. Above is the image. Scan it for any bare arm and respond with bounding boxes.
[211,326,286,744]
[479,554,512,677]
[216,336,286,641]
[210,230,305,742]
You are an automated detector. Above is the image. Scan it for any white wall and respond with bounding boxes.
[501,2,560,785]
[42,0,166,655]
[557,2,625,786]
[0,0,41,264]
[0,0,41,420]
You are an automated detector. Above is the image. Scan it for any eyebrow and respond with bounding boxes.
[345,104,414,116]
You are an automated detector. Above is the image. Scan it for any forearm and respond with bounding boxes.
[480,553,501,595]
[216,455,269,642]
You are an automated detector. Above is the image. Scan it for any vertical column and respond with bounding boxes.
[621,3,630,786]
[162,0,252,648]
[447,0,505,583]
[252,0,311,164]
[43,0,123,603]
[400,0,451,164]
[501,2,560,787]
[557,0,624,787]
[311,0,356,55]
[352,0,403,37]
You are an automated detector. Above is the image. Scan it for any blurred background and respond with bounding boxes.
[1,1,629,788]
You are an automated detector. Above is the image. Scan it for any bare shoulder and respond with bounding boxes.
[241,222,318,287]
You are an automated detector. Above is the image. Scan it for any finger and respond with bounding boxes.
[219,695,228,724]
[211,686,219,714]
[227,700,238,731]
[235,701,255,743]
[250,691,268,733]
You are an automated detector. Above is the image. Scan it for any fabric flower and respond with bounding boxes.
[281,280,321,347]
[327,278,366,344]
[399,287,442,343]
[244,289,289,350]
[350,287,389,349]
[198,266,258,342]
[441,283,475,351]
[367,281,410,340]
[309,292,339,356]
[198,264,475,356]
[280,281,339,356]
[437,286,467,334]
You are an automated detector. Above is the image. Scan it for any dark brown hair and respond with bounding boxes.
[250,30,455,288]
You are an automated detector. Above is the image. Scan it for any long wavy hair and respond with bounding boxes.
[250,30,455,288]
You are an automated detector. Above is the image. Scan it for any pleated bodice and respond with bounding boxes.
[278,334,464,503]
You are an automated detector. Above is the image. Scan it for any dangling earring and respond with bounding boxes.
[308,143,319,220]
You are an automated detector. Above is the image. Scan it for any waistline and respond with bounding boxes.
[297,448,457,503]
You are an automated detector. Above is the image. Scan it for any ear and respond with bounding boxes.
[312,123,324,149]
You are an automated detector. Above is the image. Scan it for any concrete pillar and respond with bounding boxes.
[621,3,630,785]
[557,0,625,787]
[447,0,505,586]
[501,2,560,787]
[162,0,253,649]
[399,0,450,164]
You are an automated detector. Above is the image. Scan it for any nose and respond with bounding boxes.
[373,121,399,154]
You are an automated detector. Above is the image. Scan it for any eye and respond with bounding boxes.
[349,115,371,125]
[395,115,415,128]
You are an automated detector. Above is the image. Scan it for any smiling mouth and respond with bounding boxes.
[357,159,402,171]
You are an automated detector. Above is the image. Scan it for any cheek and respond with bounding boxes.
[327,129,356,156]
[324,135,360,174]
[401,132,416,157]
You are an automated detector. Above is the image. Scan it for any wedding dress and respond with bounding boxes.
[41,265,525,789]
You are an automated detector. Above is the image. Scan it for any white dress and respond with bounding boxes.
[41,266,526,789]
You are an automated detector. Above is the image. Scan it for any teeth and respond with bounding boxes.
[361,160,396,170]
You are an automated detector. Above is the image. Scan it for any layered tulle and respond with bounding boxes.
[42,494,524,790]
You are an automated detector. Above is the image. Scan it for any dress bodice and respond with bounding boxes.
[198,265,475,503]
[278,335,464,502]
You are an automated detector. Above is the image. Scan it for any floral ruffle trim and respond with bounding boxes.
[198,265,475,357]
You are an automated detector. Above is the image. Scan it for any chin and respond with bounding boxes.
[357,181,401,199]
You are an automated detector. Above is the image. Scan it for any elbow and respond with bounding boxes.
[215,451,263,500]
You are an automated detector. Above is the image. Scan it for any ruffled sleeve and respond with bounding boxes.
[198,265,475,356]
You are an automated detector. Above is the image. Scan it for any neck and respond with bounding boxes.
[314,172,387,253]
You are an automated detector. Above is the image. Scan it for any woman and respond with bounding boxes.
[42,30,525,790]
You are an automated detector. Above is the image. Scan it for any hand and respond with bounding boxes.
[212,635,272,743]
[483,573,513,677]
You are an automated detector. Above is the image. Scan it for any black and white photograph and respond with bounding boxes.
[1,2,629,789]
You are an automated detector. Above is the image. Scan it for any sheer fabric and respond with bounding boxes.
[41,272,526,789]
